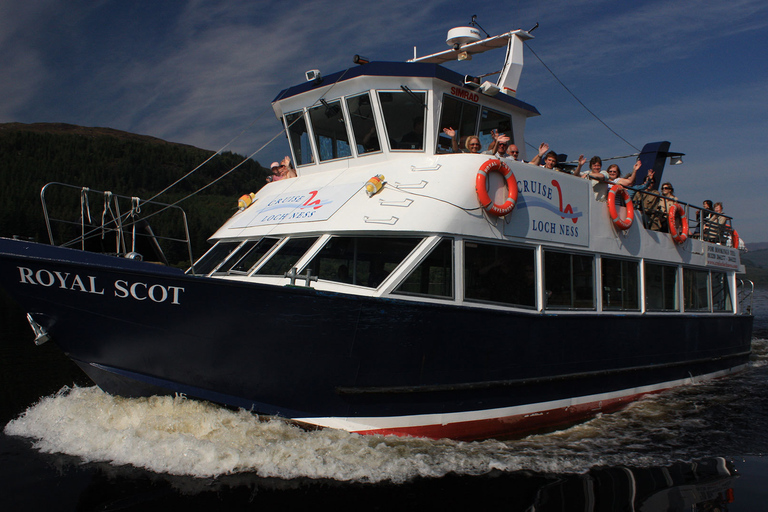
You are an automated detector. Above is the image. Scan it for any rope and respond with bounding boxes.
[524,42,640,153]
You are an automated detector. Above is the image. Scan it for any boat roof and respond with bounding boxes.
[272,61,540,116]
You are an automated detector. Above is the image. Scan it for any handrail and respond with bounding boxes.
[631,187,738,247]
[737,279,754,316]
[40,182,194,266]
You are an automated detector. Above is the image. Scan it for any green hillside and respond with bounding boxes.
[742,249,768,288]
[0,123,270,266]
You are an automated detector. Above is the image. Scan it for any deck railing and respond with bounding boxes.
[40,182,194,267]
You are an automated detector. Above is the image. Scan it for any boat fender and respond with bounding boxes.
[607,185,634,230]
[365,174,385,197]
[476,159,517,217]
[238,193,256,210]
[668,203,688,244]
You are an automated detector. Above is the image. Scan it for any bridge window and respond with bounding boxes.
[395,238,453,298]
[346,93,380,155]
[285,111,314,166]
[478,107,513,151]
[308,100,351,161]
[601,258,639,311]
[545,251,595,309]
[378,90,426,150]
[464,241,535,308]
[645,262,679,311]
[437,96,479,153]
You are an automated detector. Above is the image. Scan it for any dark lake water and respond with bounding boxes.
[2,287,767,510]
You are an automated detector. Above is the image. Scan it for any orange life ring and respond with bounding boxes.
[607,185,634,230]
[476,159,518,217]
[668,203,688,244]
[731,230,739,249]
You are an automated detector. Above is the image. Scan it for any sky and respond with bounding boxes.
[2,0,767,243]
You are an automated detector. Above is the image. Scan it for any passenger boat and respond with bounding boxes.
[0,26,754,441]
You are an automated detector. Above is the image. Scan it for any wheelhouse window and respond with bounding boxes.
[437,95,479,153]
[224,238,280,275]
[378,90,426,150]
[305,236,420,288]
[285,111,314,166]
[346,93,380,155]
[308,99,351,161]
[645,262,679,311]
[255,237,318,276]
[545,251,595,309]
[190,241,241,275]
[464,242,535,308]
[394,238,453,298]
[683,268,710,311]
[601,258,639,311]
[478,107,513,150]
[711,271,733,312]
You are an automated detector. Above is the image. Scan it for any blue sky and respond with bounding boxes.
[2,0,767,243]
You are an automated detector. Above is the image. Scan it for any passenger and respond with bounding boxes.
[465,135,482,153]
[713,202,729,244]
[485,130,511,158]
[581,156,608,181]
[636,179,661,230]
[697,200,715,240]
[441,128,482,153]
[267,156,297,182]
[654,182,678,233]
[280,156,297,179]
[606,160,653,199]
[506,144,522,161]
[541,151,559,170]
[579,156,610,201]
[527,142,551,166]
[266,161,283,183]
[627,167,654,201]
[607,161,655,202]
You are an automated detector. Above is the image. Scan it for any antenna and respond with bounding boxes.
[469,15,490,38]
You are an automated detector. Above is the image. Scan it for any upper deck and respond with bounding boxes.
[197,28,747,316]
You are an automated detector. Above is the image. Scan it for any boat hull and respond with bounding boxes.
[0,238,753,440]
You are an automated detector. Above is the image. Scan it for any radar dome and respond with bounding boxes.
[446,27,482,47]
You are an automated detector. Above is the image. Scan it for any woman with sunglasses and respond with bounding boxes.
[442,127,482,154]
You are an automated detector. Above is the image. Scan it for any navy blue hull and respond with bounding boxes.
[0,238,753,439]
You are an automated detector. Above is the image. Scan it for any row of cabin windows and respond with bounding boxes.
[192,236,734,313]
[283,92,513,165]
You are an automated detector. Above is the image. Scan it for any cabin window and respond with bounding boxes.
[544,251,595,309]
[285,111,314,166]
[305,236,420,288]
[464,242,535,308]
[437,95,479,153]
[645,262,679,311]
[226,238,280,275]
[478,107,513,150]
[394,238,454,298]
[601,258,639,311]
[711,271,733,312]
[346,93,381,155]
[378,90,426,150]
[683,268,710,311]
[308,99,352,161]
[254,237,318,276]
[190,241,241,275]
